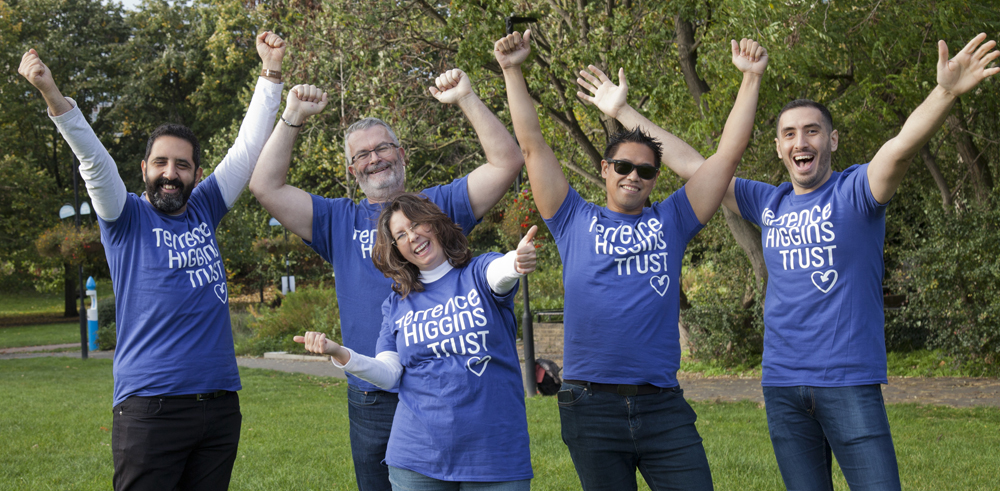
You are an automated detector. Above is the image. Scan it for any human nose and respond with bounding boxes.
[362,149,384,164]
[793,133,810,151]
[162,162,179,179]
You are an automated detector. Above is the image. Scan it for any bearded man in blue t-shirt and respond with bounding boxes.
[497,29,768,490]
[19,33,288,490]
[582,33,999,490]
[249,70,524,491]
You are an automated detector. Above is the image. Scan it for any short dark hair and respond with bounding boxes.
[776,99,834,134]
[372,193,473,299]
[144,124,201,169]
[604,127,662,168]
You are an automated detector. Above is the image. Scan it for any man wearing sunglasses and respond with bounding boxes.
[249,68,523,491]
[579,33,998,491]
[497,30,767,490]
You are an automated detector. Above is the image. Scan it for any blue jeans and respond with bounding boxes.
[558,382,713,491]
[763,385,901,491]
[348,385,400,491]
[388,466,531,491]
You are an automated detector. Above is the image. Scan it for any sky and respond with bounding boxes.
[116,0,146,11]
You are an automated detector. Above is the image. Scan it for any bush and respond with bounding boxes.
[685,299,765,368]
[97,321,116,350]
[235,283,341,356]
[884,309,930,353]
[96,296,115,329]
[890,200,1000,375]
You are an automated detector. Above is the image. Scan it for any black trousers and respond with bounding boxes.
[112,391,241,491]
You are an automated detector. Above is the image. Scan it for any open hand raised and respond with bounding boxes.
[576,65,628,119]
[937,33,999,98]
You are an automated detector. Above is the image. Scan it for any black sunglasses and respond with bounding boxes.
[607,159,659,180]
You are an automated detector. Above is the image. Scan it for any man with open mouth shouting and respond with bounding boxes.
[592,33,999,491]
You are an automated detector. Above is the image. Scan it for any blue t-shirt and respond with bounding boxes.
[100,176,240,407]
[305,177,478,391]
[544,186,703,388]
[735,164,889,387]
[375,253,532,482]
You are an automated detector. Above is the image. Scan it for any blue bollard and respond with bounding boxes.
[86,277,98,351]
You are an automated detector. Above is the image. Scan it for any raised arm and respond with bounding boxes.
[684,39,767,224]
[212,31,285,209]
[248,85,329,241]
[496,30,568,220]
[20,49,127,221]
[576,66,705,180]
[867,33,999,204]
[429,69,524,219]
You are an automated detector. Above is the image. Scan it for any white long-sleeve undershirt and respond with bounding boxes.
[331,252,524,389]
[48,77,282,221]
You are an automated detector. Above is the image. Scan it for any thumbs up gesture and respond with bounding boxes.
[515,225,538,274]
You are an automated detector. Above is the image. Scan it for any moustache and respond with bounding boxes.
[154,176,185,192]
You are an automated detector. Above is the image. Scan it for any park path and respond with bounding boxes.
[3,345,999,408]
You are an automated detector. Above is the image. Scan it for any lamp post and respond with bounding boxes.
[268,217,294,295]
[60,155,92,360]
[506,13,539,396]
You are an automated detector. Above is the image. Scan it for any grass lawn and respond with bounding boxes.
[2,358,999,490]
[680,349,985,378]
[0,322,83,349]
[0,291,63,317]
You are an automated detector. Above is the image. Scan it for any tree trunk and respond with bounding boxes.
[947,104,993,206]
[672,13,768,314]
[919,143,953,211]
[674,15,710,116]
[723,208,768,294]
[63,263,78,317]
[678,283,691,352]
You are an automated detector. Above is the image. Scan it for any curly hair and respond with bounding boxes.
[372,193,472,299]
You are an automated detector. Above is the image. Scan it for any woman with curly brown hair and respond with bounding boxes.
[296,193,537,490]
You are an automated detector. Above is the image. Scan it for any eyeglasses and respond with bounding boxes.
[607,159,659,180]
[351,142,399,164]
[392,221,423,246]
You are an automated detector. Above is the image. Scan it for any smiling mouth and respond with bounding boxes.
[793,155,815,169]
[413,241,429,255]
[367,162,391,175]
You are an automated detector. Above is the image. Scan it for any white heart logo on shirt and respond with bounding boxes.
[649,275,670,297]
[467,355,492,377]
[214,283,228,304]
[811,270,838,294]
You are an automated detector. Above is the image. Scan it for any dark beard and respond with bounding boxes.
[146,176,192,213]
